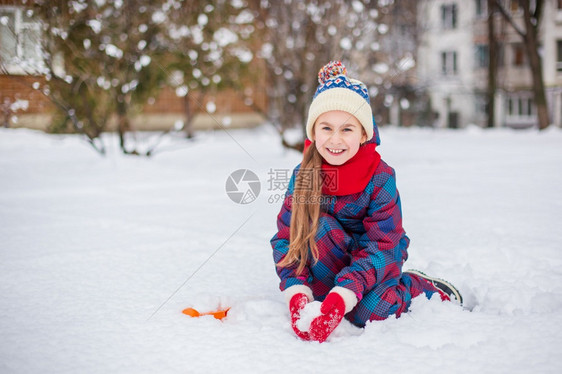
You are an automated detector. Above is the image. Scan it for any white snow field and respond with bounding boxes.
[1,125,561,374]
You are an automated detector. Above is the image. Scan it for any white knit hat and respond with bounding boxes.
[305,61,375,141]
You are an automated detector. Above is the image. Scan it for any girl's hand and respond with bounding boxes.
[289,293,312,341]
[309,292,346,343]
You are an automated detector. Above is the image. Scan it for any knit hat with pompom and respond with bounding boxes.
[305,61,375,142]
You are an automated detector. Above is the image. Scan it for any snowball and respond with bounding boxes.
[295,301,322,332]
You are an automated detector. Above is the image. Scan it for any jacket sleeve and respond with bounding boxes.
[334,167,410,299]
[270,165,312,292]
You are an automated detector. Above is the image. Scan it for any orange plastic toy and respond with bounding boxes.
[182,307,230,320]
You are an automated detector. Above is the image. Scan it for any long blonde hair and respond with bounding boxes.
[277,142,323,275]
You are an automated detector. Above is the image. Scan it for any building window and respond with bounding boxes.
[448,111,460,128]
[475,44,489,68]
[441,3,458,29]
[497,44,505,67]
[475,0,487,17]
[505,93,536,128]
[557,40,562,72]
[507,95,535,116]
[0,7,42,74]
[525,98,533,116]
[441,51,458,75]
[512,43,526,66]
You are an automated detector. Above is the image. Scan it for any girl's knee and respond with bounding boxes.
[346,286,409,326]
[347,293,395,326]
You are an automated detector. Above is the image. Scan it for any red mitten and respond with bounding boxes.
[309,292,346,343]
[289,293,311,341]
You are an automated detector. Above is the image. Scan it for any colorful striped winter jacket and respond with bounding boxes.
[270,159,410,301]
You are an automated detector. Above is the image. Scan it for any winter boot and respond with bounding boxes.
[404,269,463,305]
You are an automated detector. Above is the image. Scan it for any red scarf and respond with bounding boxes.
[303,139,381,196]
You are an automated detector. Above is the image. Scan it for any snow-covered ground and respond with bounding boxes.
[1,125,561,374]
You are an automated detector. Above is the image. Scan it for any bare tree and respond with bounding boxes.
[487,0,498,128]
[165,1,255,139]
[249,0,391,150]
[1,0,109,154]
[495,0,549,130]
[3,0,172,155]
[369,0,419,127]
[2,0,257,154]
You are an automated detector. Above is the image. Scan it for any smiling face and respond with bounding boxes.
[313,110,367,166]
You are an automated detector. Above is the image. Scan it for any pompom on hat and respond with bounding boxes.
[305,61,378,144]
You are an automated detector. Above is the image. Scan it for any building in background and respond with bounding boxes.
[417,0,562,129]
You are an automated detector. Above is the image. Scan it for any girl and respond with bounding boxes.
[270,61,462,343]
